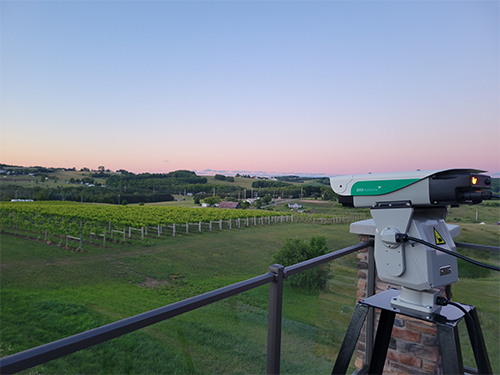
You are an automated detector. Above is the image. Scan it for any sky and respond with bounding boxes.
[1,1,499,177]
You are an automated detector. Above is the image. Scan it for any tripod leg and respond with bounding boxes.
[332,303,369,375]
[437,323,464,375]
[464,307,492,375]
[367,309,396,375]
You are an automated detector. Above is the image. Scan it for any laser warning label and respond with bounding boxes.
[434,228,446,245]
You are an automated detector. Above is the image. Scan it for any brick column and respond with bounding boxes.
[352,222,443,374]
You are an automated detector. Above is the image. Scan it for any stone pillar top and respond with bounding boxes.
[350,219,376,236]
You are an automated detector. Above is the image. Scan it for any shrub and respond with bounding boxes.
[273,236,329,291]
[203,196,221,206]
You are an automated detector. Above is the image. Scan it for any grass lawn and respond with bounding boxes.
[1,223,362,374]
[1,215,498,373]
[452,274,500,371]
[203,176,256,189]
[447,202,500,225]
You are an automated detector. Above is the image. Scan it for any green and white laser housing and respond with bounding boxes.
[329,168,491,208]
[330,169,493,313]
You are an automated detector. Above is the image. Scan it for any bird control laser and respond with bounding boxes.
[330,169,494,312]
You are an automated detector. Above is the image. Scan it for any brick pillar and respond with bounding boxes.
[353,228,443,374]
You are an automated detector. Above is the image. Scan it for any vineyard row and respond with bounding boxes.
[0,210,370,251]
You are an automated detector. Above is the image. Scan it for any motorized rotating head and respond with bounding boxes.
[330,169,494,313]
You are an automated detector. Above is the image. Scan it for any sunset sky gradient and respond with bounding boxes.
[1,1,499,177]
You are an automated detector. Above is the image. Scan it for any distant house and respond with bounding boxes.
[288,203,302,209]
[218,201,241,209]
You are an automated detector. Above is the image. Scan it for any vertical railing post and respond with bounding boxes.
[365,243,376,365]
[267,264,284,375]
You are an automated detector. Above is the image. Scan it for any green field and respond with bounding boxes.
[0,170,109,189]
[1,223,363,373]
[202,176,322,190]
[1,204,499,373]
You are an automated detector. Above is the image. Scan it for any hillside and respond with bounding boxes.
[0,165,332,203]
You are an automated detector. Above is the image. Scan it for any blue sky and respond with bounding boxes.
[1,1,499,176]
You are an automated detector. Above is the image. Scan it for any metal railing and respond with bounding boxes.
[0,240,373,375]
[1,239,497,374]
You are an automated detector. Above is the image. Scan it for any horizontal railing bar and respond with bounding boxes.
[463,365,479,374]
[455,242,499,253]
[0,273,274,374]
[284,240,373,278]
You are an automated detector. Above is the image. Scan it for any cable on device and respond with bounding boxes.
[435,296,485,354]
[396,234,500,272]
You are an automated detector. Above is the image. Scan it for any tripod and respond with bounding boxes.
[332,288,492,375]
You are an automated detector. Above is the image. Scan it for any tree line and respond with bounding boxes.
[1,170,337,203]
[106,170,208,188]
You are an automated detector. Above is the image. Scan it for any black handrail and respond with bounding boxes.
[0,240,373,374]
[456,242,500,253]
[3,237,495,375]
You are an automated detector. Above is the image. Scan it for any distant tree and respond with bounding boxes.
[262,194,272,205]
[194,195,201,205]
[253,199,263,209]
[203,196,221,206]
[98,166,105,172]
[321,186,336,201]
[273,236,329,291]
[238,200,250,209]
[35,189,49,200]
[81,177,94,184]
[214,174,234,182]
[252,180,291,188]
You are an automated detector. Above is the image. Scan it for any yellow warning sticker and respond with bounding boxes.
[434,228,446,245]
